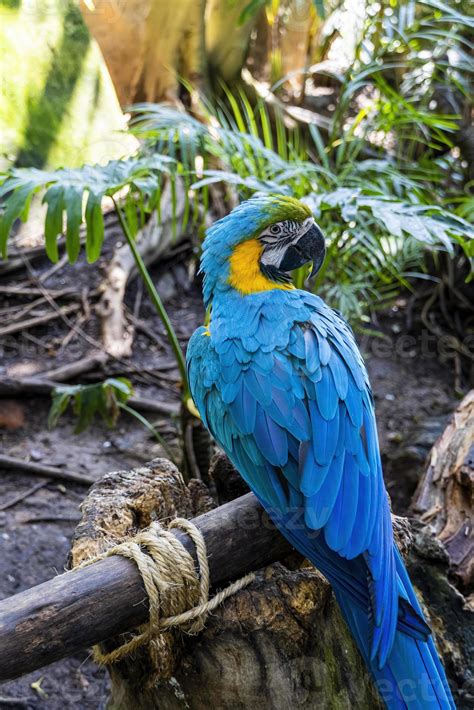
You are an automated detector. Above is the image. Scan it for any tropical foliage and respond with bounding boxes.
[129,95,472,317]
[0,0,472,344]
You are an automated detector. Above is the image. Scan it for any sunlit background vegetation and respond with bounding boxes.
[1,0,473,394]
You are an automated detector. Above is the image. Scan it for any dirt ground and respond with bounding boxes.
[0,223,461,709]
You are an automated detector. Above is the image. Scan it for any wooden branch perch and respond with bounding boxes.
[0,493,291,681]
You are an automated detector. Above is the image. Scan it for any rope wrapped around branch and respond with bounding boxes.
[77,518,255,667]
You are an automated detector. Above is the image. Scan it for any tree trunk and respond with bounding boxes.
[279,1,318,95]
[205,0,255,83]
[80,0,207,105]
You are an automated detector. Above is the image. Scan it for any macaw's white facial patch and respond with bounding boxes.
[259,217,315,268]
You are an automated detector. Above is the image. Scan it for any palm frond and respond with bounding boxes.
[127,95,473,319]
[0,155,175,262]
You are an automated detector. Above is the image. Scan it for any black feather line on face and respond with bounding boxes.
[260,234,295,248]
[260,263,293,284]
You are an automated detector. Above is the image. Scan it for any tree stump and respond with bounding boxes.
[70,452,472,708]
[70,458,382,709]
[404,522,474,709]
[411,390,473,591]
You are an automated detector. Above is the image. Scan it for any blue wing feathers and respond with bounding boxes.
[299,442,330,497]
[305,451,345,528]
[315,366,339,420]
[328,349,349,399]
[330,453,360,553]
[309,399,340,465]
[344,376,364,428]
[290,398,312,440]
[254,407,288,466]
[244,369,272,405]
[228,382,256,434]
[316,330,331,365]
[304,328,319,373]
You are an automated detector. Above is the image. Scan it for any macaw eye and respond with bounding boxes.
[270,224,281,235]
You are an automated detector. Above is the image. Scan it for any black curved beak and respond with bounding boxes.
[278,224,326,278]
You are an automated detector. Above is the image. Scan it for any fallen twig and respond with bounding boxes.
[0,243,54,275]
[0,454,95,486]
[37,352,109,382]
[133,279,144,319]
[19,514,82,525]
[38,252,69,283]
[56,311,90,353]
[130,314,166,349]
[3,295,49,323]
[0,480,49,512]
[0,296,45,317]
[0,697,29,708]
[0,376,54,396]
[0,303,80,336]
[0,233,87,276]
[128,394,179,416]
[0,285,79,297]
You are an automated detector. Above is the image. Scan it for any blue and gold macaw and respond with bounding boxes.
[186,195,454,709]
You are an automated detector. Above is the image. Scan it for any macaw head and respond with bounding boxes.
[200,194,325,306]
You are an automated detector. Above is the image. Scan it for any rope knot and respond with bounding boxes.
[80,517,254,671]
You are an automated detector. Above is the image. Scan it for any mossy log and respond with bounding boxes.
[69,454,472,709]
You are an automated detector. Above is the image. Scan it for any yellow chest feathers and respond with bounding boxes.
[228,239,294,295]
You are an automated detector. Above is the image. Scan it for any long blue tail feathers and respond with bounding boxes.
[337,594,454,708]
[267,507,455,709]
[336,551,455,709]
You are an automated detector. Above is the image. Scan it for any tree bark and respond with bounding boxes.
[411,390,473,591]
[108,563,383,710]
[205,0,255,82]
[80,0,207,105]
